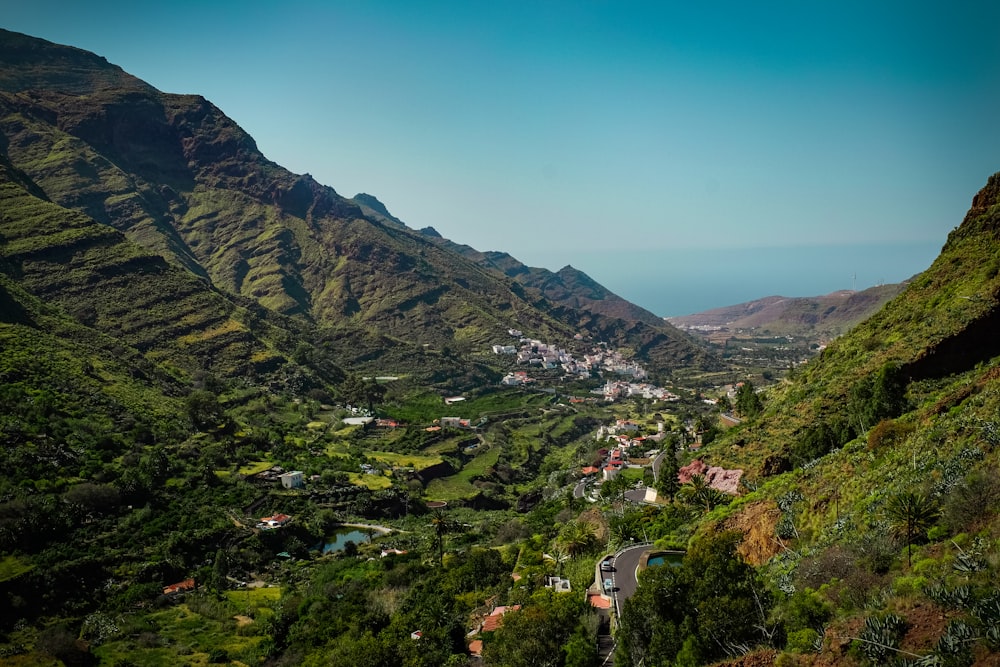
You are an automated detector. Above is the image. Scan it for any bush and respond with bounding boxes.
[866,419,914,451]
[942,470,1000,533]
[786,628,819,653]
[207,647,229,663]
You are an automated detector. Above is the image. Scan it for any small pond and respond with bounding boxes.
[318,529,370,554]
[646,551,684,568]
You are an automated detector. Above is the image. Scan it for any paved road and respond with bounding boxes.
[651,450,667,480]
[574,478,588,499]
[623,488,647,503]
[609,543,652,618]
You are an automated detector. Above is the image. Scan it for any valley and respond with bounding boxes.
[2,27,1000,667]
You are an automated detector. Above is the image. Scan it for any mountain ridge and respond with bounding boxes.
[0,27,716,377]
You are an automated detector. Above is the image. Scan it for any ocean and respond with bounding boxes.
[565,241,943,317]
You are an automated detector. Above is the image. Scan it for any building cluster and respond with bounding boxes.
[492,328,656,388]
[598,380,680,402]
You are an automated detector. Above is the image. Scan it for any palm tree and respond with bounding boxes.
[429,508,459,566]
[679,474,725,511]
[559,520,597,557]
[885,491,940,567]
[546,544,570,575]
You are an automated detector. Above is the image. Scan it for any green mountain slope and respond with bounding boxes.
[663,173,1000,665]
[0,28,715,375]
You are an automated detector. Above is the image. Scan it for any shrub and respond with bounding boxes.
[786,628,819,653]
[866,419,914,451]
[207,647,229,663]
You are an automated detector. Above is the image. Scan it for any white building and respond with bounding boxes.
[278,471,304,489]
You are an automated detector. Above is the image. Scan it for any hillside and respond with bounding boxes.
[0,28,716,377]
[667,283,907,342]
[663,173,1000,666]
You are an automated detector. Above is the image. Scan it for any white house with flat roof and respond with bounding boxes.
[278,471,304,489]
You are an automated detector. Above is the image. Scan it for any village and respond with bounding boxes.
[493,329,682,404]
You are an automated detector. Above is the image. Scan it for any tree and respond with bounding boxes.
[340,374,387,413]
[617,531,767,666]
[655,437,680,499]
[558,520,597,557]
[848,361,907,435]
[735,381,763,419]
[211,548,229,593]
[186,389,224,430]
[679,475,726,512]
[885,491,939,567]
[430,509,460,565]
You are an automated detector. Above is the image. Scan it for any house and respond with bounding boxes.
[440,417,472,429]
[410,630,423,640]
[163,578,195,595]
[381,548,407,558]
[259,513,292,529]
[278,471,304,489]
[481,605,522,632]
[544,576,572,593]
[615,419,639,433]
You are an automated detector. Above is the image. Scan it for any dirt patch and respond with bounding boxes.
[720,500,782,566]
[713,649,776,666]
[233,615,253,627]
[898,601,949,655]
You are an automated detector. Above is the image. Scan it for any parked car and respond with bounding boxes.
[600,558,614,572]
[603,578,614,593]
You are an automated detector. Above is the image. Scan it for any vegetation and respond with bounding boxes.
[4,26,1000,667]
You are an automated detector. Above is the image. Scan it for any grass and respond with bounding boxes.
[93,594,273,666]
[225,586,282,608]
[237,460,274,476]
[347,472,393,490]
[0,555,34,582]
[425,447,501,501]
[365,450,443,469]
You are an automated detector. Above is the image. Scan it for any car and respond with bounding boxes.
[603,578,614,593]
[600,559,614,572]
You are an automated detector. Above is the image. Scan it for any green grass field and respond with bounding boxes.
[425,447,500,501]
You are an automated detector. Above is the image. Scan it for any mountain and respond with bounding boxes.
[0,28,716,379]
[359,194,714,371]
[609,174,1000,667]
[666,283,907,343]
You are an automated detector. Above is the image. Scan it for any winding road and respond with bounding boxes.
[608,542,653,618]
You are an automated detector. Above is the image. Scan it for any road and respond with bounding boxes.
[574,478,589,499]
[651,450,668,480]
[608,542,652,618]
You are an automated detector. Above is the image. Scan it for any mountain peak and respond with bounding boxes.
[0,28,153,95]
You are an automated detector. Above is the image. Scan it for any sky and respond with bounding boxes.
[4,1,999,314]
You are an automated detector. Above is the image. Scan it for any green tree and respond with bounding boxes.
[186,389,224,430]
[655,436,680,499]
[734,381,762,419]
[679,475,726,512]
[885,491,939,566]
[848,361,907,435]
[211,548,229,593]
[617,531,767,666]
[558,520,597,557]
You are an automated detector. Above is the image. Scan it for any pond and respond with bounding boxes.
[646,551,684,568]
[318,528,370,554]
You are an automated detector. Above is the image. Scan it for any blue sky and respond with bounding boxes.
[4,1,999,313]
